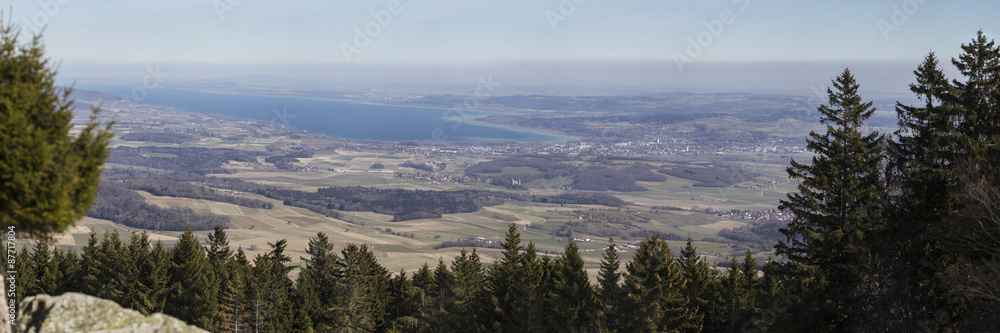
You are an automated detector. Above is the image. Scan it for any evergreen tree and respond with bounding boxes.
[621,235,700,332]
[207,225,233,329]
[487,223,525,331]
[949,31,1000,164]
[430,257,455,329]
[219,262,252,333]
[120,231,155,314]
[299,232,343,331]
[167,226,219,331]
[0,22,114,333]
[97,231,126,303]
[28,238,57,296]
[249,239,296,333]
[596,238,624,332]
[777,68,888,330]
[722,258,743,333]
[52,246,80,295]
[146,240,172,314]
[13,247,34,306]
[77,231,101,295]
[521,242,550,332]
[449,248,488,332]
[548,241,597,332]
[679,237,719,332]
[386,269,420,332]
[335,243,390,333]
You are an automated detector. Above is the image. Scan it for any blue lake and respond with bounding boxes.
[76,85,569,143]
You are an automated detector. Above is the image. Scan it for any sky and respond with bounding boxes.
[5,0,1000,95]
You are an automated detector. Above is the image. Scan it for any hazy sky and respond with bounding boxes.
[6,0,1000,94]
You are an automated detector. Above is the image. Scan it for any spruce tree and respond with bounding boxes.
[487,223,525,331]
[0,24,113,332]
[146,240,172,314]
[777,68,887,330]
[521,241,549,332]
[596,238,624,332]
[77,231,101,295]
[167,226,219,331]
[446,249,488,332]
[121,232,155,314]
[52,246,80,295]
[949,31,1000,164]
[878,51,958,330]
[13,247,34,306]
[621,235,700,332]
[28,238,57,296]
[680,237,719,332]
[299,232,342,330]
[335,243,390,332]
[219,262,251,333]
[97,231,126,303]
[548,241,597,332]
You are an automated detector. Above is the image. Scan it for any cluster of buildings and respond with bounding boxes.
[713,209,792,221]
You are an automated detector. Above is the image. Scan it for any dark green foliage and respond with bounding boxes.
[777,68,888,330]
[146,240,172,314]
[107,146,255,175]
[548,241,597,332]
[680,237,722,332]
[621,235,700,332]
[120,232,155,315]
[596,238,625,331]
[28,238,57,296]
[167,226,219,331]
[298,232,342,330]
[659,165,761,188]
[119,132,195,144]
[0,25,114,239]
[51,246,79,295]
[336,243,391,332]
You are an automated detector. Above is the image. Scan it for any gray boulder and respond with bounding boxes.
[15,292,207,333]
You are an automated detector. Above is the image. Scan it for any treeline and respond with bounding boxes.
[551,221,685,241]
[717,221,786,252]
[119,132,196,144]
[399,161,435,172]
[101,168,626,223]
[264,150,314,171]
[433,237,504,250]
[108,146,257,175]
[659,165,761,188]
[87,181,229,231]
[15,225,783,332]
[121,179,273,209]
[466,155,666,191]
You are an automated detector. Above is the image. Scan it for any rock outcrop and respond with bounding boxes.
[15,292,207,333]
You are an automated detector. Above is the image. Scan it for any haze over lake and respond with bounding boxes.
[77,85,570,143]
